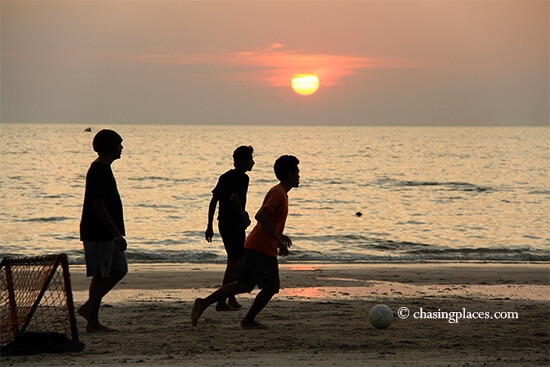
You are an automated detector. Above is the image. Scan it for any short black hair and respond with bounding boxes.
[233,145,254,165]
[92,129,122,155]
[274,155,299,181]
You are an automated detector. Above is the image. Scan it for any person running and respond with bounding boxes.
[193,155,300,329]
[205,146,255,310]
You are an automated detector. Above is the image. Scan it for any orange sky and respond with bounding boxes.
[134,42,403,87]
[1,1,548,125]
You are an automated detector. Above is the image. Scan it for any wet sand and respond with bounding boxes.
[2,263,549,366]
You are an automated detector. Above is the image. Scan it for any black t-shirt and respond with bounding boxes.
[80,161,125,241]
[212,169,249,226]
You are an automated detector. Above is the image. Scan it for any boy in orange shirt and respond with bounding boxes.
[192,155,300,329]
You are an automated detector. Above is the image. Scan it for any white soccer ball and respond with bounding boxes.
[368,304,394,329]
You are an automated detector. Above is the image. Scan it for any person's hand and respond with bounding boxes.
[205,227,214,243]
[277,235,292,257]
[115,236,127,251]
[243,212,251,229]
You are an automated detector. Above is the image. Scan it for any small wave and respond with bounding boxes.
[447,182,491,192]
[392,244,549,262]
[128,176,201,183]
[377,178,492,193]
[6,244,549,265]
[135,203,178,209]
[126,250,225,263]
[139,238,182,246]
[528,190,550,195]
[288,235,549,262]
[20,216,70,222]
[129,176,172,181]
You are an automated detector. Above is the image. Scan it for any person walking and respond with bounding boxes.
[78,129,128,333]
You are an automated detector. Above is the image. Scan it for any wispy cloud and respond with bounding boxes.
[134,44,402,87]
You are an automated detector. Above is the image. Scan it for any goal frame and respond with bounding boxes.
[1,254,80,345]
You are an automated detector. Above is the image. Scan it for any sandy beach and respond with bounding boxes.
[1,262,549,366]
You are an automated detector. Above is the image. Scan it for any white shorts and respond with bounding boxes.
[83,241,128,278]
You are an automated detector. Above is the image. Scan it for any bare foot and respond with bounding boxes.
[241,320,268,329]
[77,304,89,322]
[86,324,118,333]
[191,298,207,326]
[228,299,242,309]
[216,302,239,312]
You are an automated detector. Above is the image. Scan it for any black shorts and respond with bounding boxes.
[218,223,245,261]
[237,249,280,293]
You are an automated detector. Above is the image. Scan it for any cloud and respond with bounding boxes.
[133,44,402,88]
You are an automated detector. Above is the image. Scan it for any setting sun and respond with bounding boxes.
[291,74,320,96]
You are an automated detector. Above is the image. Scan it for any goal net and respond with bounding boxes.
[0,254,80,349]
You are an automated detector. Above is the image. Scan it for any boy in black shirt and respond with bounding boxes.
[79,129,128,333]
[205,146,254,310]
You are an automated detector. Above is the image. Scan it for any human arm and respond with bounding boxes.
[230,193,251,229]
[205,196,218,242]
[92,198,127,251]
[254,207,292,257]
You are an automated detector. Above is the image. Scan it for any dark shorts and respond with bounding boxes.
[218,223,245,261]
[237,249,280,293]
[83,241,128,278]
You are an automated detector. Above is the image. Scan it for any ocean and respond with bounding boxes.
[1,123,548,263]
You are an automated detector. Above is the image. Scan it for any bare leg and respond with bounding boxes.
[80,270,126,332]
[79,270,126,320]
[217,259,242,310]
[192,281,252,326]
[241,288,276,329]
[225,260,242,308]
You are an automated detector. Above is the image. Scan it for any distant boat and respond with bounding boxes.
[84,127,92,132]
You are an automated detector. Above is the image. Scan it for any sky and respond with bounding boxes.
[1,0,548,126]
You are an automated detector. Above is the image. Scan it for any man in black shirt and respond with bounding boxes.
[205,146,254,310]
[79,129,128,333]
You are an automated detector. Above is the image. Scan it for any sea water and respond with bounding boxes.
[1,123,548,263]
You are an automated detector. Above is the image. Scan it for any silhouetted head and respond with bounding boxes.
[274,155,300,182]
[233,145,254,165]
[93,129,123,155]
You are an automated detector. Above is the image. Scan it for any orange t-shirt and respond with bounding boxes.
[244,184,288,257]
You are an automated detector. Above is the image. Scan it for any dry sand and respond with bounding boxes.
[2,263,549,366]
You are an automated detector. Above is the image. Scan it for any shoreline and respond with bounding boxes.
[2,262,549,366]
